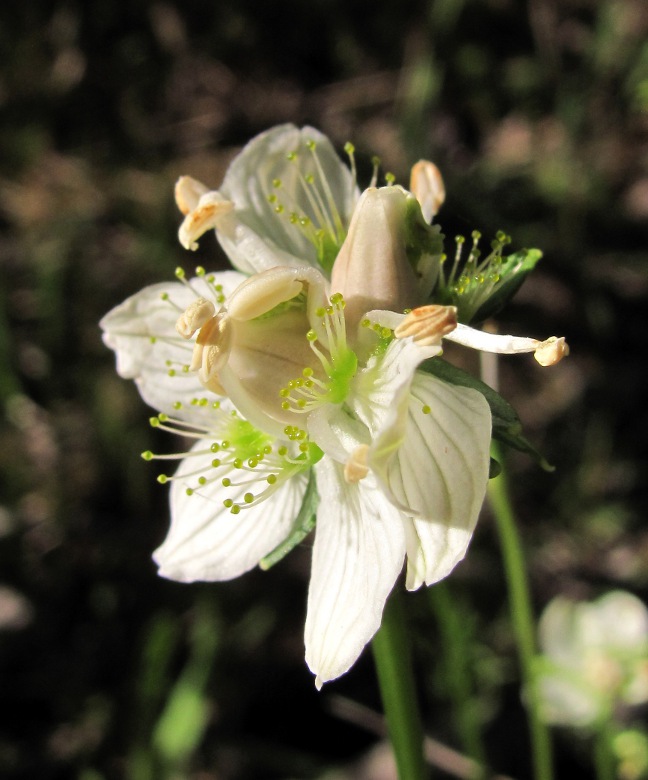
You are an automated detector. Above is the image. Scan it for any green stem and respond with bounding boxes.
[428,583,488,776]
[594,726,616,780]
[372,589,428,780]
[488,444,554,780]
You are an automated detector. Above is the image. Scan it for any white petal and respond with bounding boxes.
[307,404,369,464]
[100,272,246,419]
[305,458,406,686]
[219,124,358,273]
[371,372,491,589]
[351,336,440,435]
[154,442,308,582]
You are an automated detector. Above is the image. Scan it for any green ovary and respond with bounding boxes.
[326,348,358,404]
[225,418,273,461]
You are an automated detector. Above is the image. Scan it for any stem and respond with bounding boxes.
[428,583,488,777]
[488,444,553,780]
[594,726,616,780]
[372,589,428,780]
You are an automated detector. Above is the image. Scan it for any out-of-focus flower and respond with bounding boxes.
[536,591,648,729]
[614,729,648,780]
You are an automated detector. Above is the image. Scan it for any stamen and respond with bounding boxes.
[394,305,458,346]
[409,160,445,222]
[344,445,369,483]
[176,297,216,339]
[266,144,351,271]
[438,230,516,321]
[534,337,569,366]
[344,142,357,188]
[279,294,358,413]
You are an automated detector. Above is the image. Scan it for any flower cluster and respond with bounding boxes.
[101,124,568,687]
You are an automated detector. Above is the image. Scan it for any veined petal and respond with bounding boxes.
[351,335,441,435]
[100,272,245,420]
[219,124,359,274]
[305,457,406,687]
[371,372,491,589]
[154,441,308,582]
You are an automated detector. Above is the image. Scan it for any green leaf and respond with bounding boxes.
[472,248,542,323]
[422,358,554,471]
[260,472,319,570]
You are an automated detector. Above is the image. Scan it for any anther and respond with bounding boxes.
[344,445,370,484]
[534,337,570,367]
[394,305,458,346]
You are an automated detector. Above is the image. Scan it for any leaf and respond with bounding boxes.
[421,357,554,471]
[259,472,319,569]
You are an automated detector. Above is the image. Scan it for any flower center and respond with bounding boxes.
[143,401,321,515]
[266,140,355,272]
[279,293,358,413]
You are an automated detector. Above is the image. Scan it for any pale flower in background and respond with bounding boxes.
[536,591,648,729]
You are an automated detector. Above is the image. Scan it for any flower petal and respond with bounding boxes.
[154,441,309,582]
[100,272,246,420]
[219,124,359,273]
[305,457,406,687]
[371,371,491,589]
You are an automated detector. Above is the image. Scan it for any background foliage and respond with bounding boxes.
[1,0,647,777]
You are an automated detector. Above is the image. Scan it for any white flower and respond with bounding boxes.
[536,591,648,729]
[175,124,360,274]
[102,128,569,687]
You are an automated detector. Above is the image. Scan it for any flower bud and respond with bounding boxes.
[331,187,422,331]
[409,160,445,222]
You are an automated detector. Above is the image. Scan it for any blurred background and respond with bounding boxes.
[1,0,647,778]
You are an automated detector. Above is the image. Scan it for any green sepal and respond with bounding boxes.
[259,471,319,570]
[489,457,502,479]
[403,195,444,269]
[421,357,554,471]
[471,248,542,324]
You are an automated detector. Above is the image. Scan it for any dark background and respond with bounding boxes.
[1,0,647,778]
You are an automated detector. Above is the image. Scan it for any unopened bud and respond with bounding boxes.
[409,160,445,222]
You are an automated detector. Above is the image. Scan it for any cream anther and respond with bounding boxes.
[409,160,446,223]
[178,192,234,251]
[344,444,369,483]
[394,305,458,346]
[226,267,305,321]
[174,175,210,215]
[534,336,570,367]
[190,313,232,393]
[175,297,216,339]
